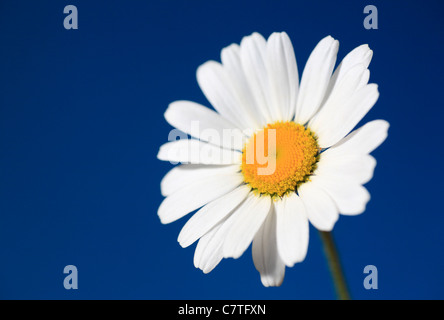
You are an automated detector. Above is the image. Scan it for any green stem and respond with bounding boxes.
[318,231,351,300]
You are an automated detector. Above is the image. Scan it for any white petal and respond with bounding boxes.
[312,63,369,119]
[357,69,371,90]
[316,153,377,185]
[309,63,372,144]
[160,164,240,197]
[327,120,390,155]
[265,32,299,122]
[221,44,263,128]
[197,61,255,130]
[323,44,373,101]
[223,193,271,259]
[275,193,309,267]
[252,206,286,287]
[165,100,246,150]
[295,36,339,124]
[298,180,338,231]
[158,172,243,224]
[193,222,224,274]
[193,203,243,273]
[311,175,371,215]
[157,139,241,165]
[178,185,250,247]
[311,83,380,148]
[239,32,274,125]
[314,120,389,185]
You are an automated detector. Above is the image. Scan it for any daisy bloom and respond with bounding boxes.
[157,32,389,287]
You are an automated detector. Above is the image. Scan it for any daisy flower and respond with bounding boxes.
[157,32,389,287]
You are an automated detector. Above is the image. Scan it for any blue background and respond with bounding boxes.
[0,0,443,299]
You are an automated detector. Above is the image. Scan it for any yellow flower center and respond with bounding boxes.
[241,121,319,198]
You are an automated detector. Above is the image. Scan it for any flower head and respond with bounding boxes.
[157,32,389,287]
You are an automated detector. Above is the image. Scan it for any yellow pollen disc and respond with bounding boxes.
[241,121,319,198]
